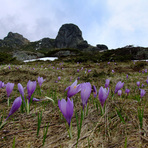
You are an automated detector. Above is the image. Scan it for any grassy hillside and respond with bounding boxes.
[0,60,148,147]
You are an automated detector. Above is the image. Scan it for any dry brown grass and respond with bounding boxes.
[0,61,148,148]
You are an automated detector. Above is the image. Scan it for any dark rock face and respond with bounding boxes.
[96,44,108,50]
[55,24,84,48]
[2,32,30,48]
[37,38,55,49]
[77,40,89,49]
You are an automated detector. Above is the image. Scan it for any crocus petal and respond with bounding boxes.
[81,82,91,109]
[6,96,22,120]
[32,98,41,101]
[18,83,24,98]
[66,98,74,126]
[92,85,97,98]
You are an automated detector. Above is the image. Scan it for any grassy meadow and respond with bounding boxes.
[0,59,148,148]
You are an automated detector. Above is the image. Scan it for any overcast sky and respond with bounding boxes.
[0,0,148,49]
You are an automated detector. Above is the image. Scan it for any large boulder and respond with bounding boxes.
[96,44,108,51]
[55,23,84,48]
[36,38,55,50]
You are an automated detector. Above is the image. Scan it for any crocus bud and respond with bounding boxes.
[0,81,5,88]
[27,80,36,101]
[58,76,61,81]
[6,96,22,120]
[105,79,110,88]
[140,89,146,98]
[81,82,91,109]
[118,90,122,96]
[37,76,45,87]
[6,82,14,97]
[98,86,109,107]
[125,89,130,96]
[115,81,124,93]
[137,81,140,87]
[58,98,74,126]
[18,83,24,98]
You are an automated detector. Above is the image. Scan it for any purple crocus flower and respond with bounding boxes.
[37,76,45,87]
[92,85,97,98]
[118,90,122,96]
[6,82,14,97]
[140,89,146,98]
[58,98,74,126]
[6,96,22,120]
[88,69,91,73]
[114,81,124,93]
[18,83,24,98]
[105,79,110,88]
[65,80,81,98]
[77,69,79,72]
[126,74,128,79]
[27,80,36,101]
[137,81,140,87]
[98,86,109,107]
[0,81,5,88]
[125,89,130,96]
[80,82,91,109]
[58,76,61,81]
[112,70,114,73]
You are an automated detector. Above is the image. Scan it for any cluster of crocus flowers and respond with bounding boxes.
[114,81,124,93]
[5,79,41,120]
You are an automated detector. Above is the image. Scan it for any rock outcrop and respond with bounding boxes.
[35,38,55,50]
[55,23,84,48]
[0,32,30,48]
[96,44,108,51]
[12,50,44,61]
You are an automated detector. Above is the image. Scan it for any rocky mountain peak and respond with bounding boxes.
[55,23,84,48]
[1,32,30,49]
